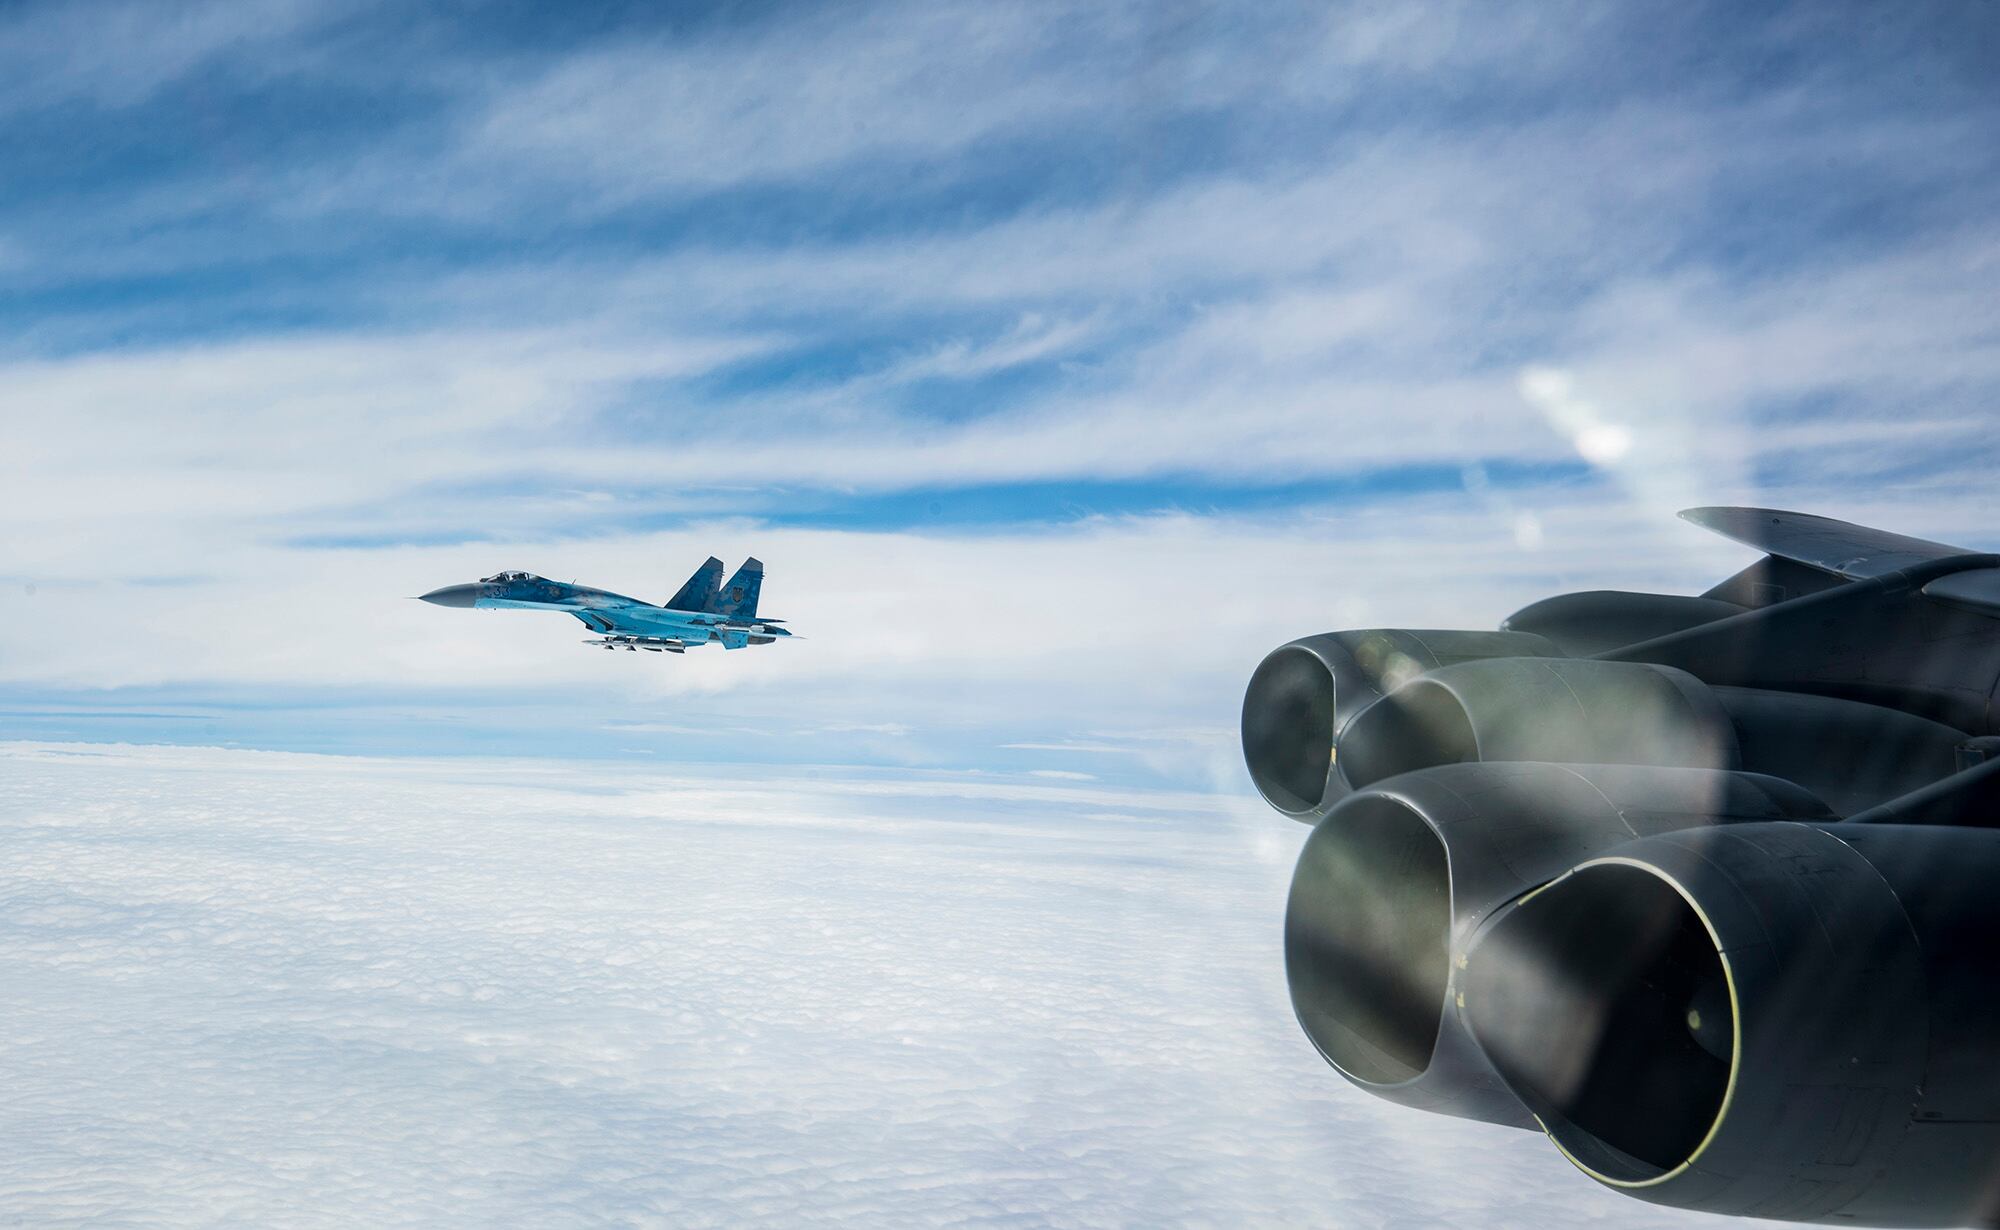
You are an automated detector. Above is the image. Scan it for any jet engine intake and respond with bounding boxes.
[1240,629,1561,821]
[1284,763,1829,1128]
[1460,822,2000,1225]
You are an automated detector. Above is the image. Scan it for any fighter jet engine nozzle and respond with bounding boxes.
[1460,822,2000,1224]
[1334,657,1969,813]
[1284,764,1829,1129]
[1240,629,1563,822]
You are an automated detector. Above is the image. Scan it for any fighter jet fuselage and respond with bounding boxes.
[419,556,791,653]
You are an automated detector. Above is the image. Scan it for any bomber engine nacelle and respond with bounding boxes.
[1244,508,2000,1226]
[1285,762,1830,1128]
[1461,822,2000,1226]
[1241,628,1563,820]
[1336,656,1967,814]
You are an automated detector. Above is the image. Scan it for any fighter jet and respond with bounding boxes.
[418,556,792,653]
[1240,507,2000,1227]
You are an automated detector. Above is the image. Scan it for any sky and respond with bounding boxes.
[1,0,1997,777]
[1,0,1998,1224]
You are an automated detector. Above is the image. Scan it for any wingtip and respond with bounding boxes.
[1681,506,1805,528]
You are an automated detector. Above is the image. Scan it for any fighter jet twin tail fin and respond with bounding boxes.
[665,557,725,611]
[665,556,764,618]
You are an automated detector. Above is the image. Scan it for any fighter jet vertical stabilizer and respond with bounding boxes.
[710,558,763,619]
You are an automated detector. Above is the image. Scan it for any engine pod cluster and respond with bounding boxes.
[1283,763,1829,1130]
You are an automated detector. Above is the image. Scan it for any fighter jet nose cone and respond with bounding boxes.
[419,584,480,608]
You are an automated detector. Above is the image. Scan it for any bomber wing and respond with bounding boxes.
[1679,505,1969,578]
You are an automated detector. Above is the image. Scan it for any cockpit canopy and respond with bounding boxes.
[480,571,542,584]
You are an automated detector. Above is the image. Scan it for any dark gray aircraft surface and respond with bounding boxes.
[1241,507,2000,1227]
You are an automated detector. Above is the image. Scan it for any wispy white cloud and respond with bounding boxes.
[7,215,1994,551]
[0,741,1749,1228]
[0,490,1858,800]
[0,0,345,112]
[0,0,1994,781]
[0,325,768,562]
[458,5,1112,198]
[313,3,1600,217]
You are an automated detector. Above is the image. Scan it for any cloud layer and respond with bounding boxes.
[0,741,1761,1228]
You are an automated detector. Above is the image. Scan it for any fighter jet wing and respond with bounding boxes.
[1680,506,1970,579]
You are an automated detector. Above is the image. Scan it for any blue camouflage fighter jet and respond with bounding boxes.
[419,557,793,654]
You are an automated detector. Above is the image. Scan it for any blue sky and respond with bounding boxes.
[2,0,1998,780]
